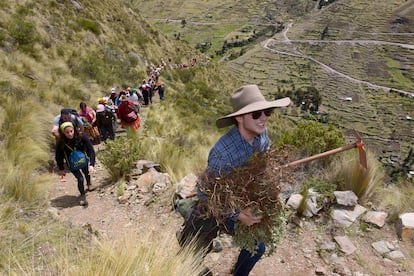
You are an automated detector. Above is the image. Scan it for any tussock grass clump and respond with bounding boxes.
[326,149,383,202]
[202,146,296,255]
[0,98,52,202]
[76,18,101,35]
[73,230,205,276]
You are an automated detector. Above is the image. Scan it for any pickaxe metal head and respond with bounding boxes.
[353,129,367,171]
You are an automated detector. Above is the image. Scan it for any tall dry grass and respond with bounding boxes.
[372,178,414,222]
[0,97,53,202]
[69,230,206,276]
[141,103,220,183]
[325,149,384,203]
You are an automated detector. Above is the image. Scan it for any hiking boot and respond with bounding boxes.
[79,194,88,206]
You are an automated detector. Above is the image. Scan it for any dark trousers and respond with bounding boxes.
[178,209,220,257]
[158,88,164,100]
[99,124,115,141]
[225,219,266,276]
[71,166,90,195]
[179,207,265,276]
[143,90,149,105]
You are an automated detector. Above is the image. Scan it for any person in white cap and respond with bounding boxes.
[179,84,290,276]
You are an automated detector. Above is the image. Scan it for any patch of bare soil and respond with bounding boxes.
[48,153,414,276]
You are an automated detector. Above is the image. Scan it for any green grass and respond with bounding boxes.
[386,58,414,88]
[1,0,413,273]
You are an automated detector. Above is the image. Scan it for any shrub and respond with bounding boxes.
[133,31,150,49]
[8,19,39,46]
[277,120,343,157]
[98,136,143,181]
[77,18,101,35]
[174,69,194,83]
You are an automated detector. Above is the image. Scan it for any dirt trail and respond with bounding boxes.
[262,23,414,97]
[48,153,414,276]
[49,157,133,239]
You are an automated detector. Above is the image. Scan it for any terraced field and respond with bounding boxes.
[137,0,414,168]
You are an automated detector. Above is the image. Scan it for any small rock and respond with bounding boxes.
[315,265,327,275]
[386,250,405,260]
[331,204,367,227]
[371,240,391,255]
[397,212,414,241]
[320,241,336,251]
[211,239,223,252]
[47,207,60,218]
[126,184,137,191]
[118,195,129,204]
[287,194,303,210]
[334,236,357,255]
[124,222,133,227]
[334,190,358,207]
[176,174,198,189]
[364,211,387,228]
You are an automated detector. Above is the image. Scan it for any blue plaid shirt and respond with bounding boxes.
[199,126,270,221]
[206,126,270,177]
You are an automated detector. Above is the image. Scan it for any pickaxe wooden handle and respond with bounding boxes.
[277,129,367,170]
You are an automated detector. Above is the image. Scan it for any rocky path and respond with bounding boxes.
[48,153,414,275]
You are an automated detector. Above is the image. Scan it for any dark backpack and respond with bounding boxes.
[97,110,114,125]
[58,108,82,128]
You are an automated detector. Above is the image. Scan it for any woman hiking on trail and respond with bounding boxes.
[117,94,141,131]
[78,102,100,145]
[55,122,96,206]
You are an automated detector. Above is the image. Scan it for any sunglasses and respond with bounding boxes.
[251,108,274,120]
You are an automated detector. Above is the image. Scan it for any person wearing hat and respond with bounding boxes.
[96,104,116,142]
[179,84,290,275]
[55,121,96,206]
[117,94,141,131]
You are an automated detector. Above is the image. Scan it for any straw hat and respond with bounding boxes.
[216,84,291,128]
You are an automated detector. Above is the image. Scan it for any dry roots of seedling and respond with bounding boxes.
[202,146,297,254]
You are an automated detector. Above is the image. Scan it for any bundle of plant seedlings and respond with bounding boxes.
[203,146,297,255]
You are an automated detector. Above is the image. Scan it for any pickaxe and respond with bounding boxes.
[181,130,367,199]
[276,129,367,170]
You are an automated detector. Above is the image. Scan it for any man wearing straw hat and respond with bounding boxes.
[180,84,290,276]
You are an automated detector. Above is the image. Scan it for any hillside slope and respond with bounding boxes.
[232,0,414,169]
[136,0,414,173]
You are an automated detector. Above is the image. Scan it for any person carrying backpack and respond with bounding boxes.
[154,81,165,100]
[117,95,141,131]
[51,108,84,139]
[140,80,150,106]
[96,104,115,142]
[78,102,100,145]
[55,122,96,206]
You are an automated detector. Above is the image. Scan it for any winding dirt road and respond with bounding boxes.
[262,23,414,97]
